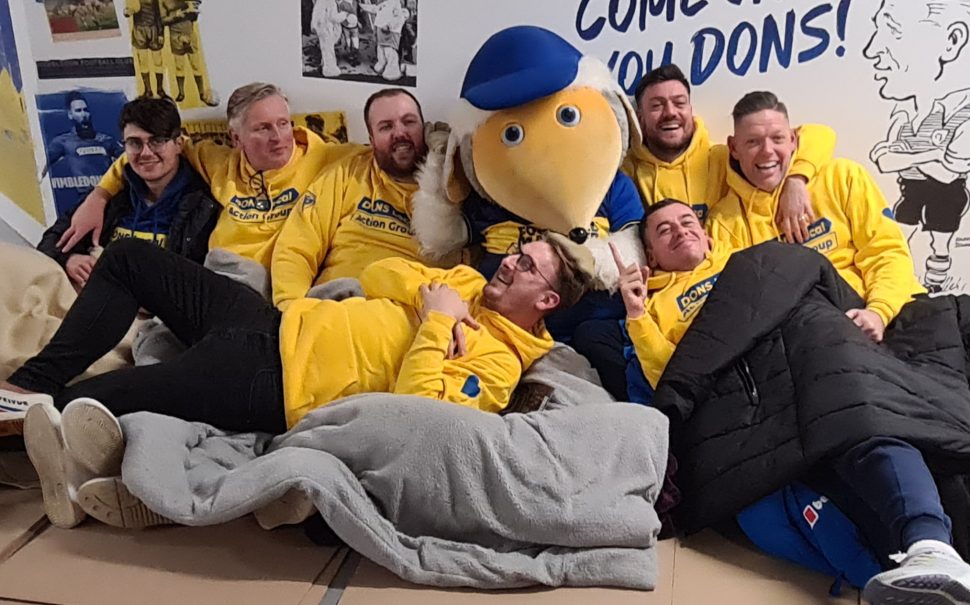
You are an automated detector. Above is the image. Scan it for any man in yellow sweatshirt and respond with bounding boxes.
[614,200,733,389]
[622,64,836,243]
[707,91,924,341]
[2,234,590,525]
[271,88,430,309]
[56,82,362,270]
[618,201,970,605]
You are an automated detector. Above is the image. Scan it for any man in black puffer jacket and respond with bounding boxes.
[609,199,970,604]
[653,240,970,604]
[37,97,218,291]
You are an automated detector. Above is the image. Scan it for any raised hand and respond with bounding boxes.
[610,242,649,319]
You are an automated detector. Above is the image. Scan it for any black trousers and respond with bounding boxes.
[9,239,287,434]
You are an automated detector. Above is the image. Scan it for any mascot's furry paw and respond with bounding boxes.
[204,248,271,301]
[306,278,364,301]
[412,132,469,263]
[424,121,451,155]
[586,227,647,292]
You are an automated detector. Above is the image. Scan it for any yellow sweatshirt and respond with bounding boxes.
[97,127,364,268]
[626,241,734,388]
[278,257,554,427]
[271,150,422,309]
[622,118,837,220]
[708,159,924,326]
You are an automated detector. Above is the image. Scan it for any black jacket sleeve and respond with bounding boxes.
[36,212,93,268]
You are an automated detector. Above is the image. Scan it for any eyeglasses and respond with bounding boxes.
[123,136,174,154]
[513,253,559,294]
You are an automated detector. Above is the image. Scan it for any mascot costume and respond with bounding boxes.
[412,25,646,340]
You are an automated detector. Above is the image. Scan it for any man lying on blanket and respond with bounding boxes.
[617,199,970,604]
[0,235,591,528]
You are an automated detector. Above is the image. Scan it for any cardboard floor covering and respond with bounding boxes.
[0,488,864,604]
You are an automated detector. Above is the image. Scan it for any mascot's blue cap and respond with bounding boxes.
[460,25,583,111]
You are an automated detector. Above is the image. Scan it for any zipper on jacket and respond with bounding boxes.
[735,359,760,405]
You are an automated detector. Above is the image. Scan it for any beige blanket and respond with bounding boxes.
[0,243,136,383]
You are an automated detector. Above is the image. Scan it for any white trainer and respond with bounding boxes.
[76,477,172,529]
[61,398,123,477]
[0,389,53,436]
[23,403,85,528]
[864,541,970,605]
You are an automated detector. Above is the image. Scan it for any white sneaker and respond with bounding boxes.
[0,389,53,436]
[61,398,123,477]
[76,477,172,529]
[864,540,970,605]
[23,403,85,528]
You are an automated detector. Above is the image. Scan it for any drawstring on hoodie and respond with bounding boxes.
[248,170,273,224]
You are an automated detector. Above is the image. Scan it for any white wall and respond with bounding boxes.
[3,0,969,291]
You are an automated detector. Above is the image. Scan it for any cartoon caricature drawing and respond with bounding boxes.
[865,0,970,293]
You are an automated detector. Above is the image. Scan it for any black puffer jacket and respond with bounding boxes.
[37,164,219,267]
[654,242,970,537]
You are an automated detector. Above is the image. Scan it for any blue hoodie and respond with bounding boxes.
[111,158,192,247]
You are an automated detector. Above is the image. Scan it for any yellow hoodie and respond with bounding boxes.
[271,150,424,309]
[96,127,364,268]
[626,240,734,388]
[708,159,924,326]
[278,257,553,427]
[622,118,837,220]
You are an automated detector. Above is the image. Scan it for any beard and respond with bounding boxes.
[374,138,427,180]
[75,120,95,138]
[644,128,692,157]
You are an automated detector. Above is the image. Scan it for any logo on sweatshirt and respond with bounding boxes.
[677,274,720,319]
[802,218,838,255]
[227,187,301,222]
[461,375,481,398]
[353,196,412,236]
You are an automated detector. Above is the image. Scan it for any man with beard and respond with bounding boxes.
[622,64,836,243]
[271,88,428,310]
[44,92,124,215]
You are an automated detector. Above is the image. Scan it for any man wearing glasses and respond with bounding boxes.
[1,234,591,527]
[37,97,218,292]
[58,82,362,272]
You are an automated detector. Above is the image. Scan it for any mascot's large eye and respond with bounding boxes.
[501,124,524,146]
[557,105,581,127]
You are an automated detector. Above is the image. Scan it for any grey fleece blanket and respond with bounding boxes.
[119,394,668,589]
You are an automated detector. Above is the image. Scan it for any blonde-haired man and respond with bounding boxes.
[59,82,362,271]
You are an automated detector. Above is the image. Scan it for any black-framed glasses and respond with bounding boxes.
[123,136,174,154]
[513,253,558,294]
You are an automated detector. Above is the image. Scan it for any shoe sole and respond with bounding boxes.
[77,477,172,529]
[23,405,84,528]
[61,399,123,477]
[864,574,970,605]
[253,488,315,530]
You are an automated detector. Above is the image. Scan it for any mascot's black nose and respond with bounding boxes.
[568,227,589,244]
